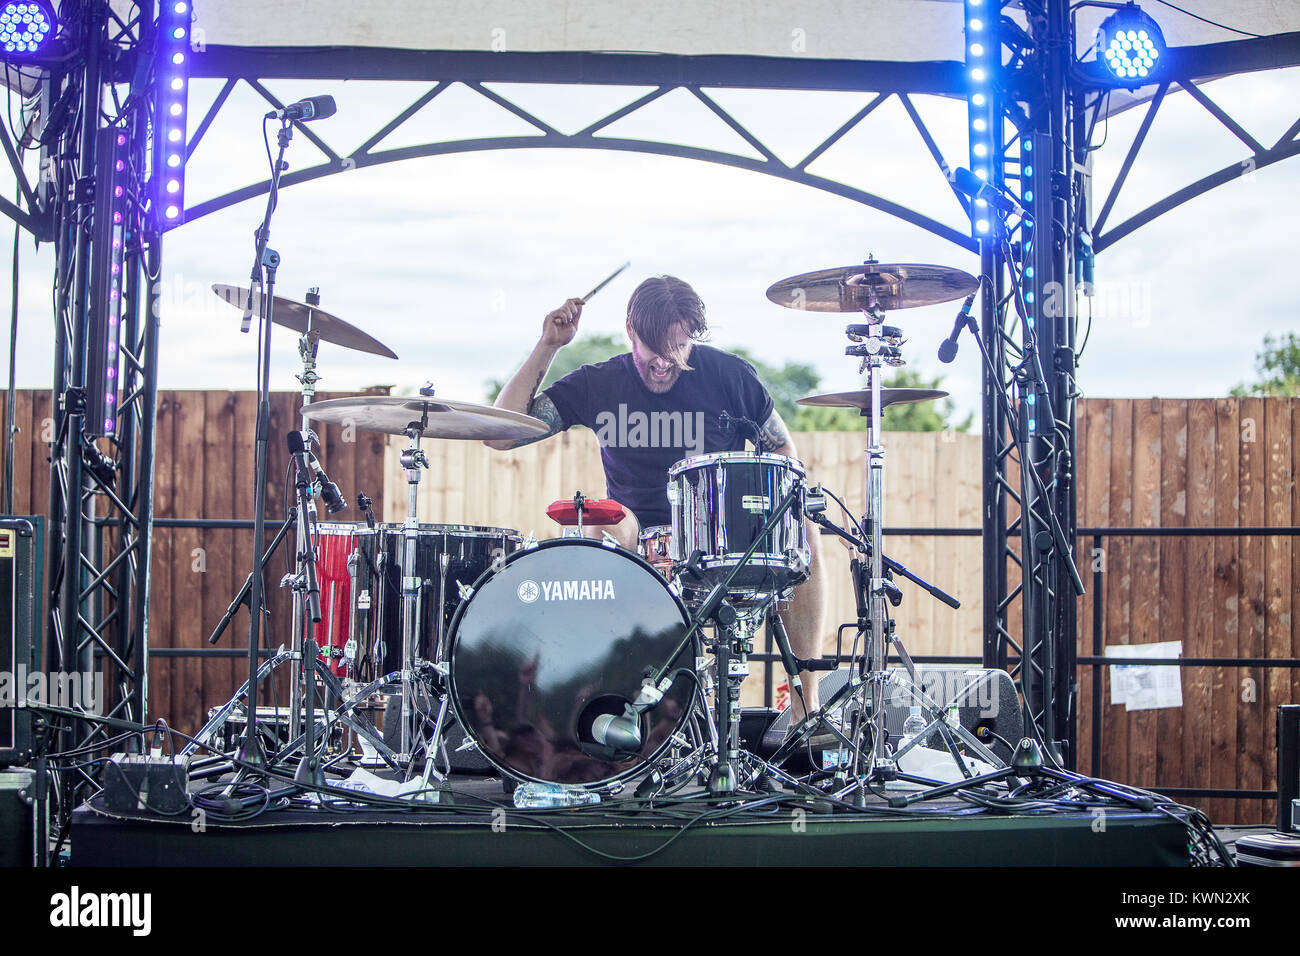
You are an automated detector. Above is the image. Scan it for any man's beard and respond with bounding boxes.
[632,353,682,393]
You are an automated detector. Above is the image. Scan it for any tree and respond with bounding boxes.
[1230,332,1300,397]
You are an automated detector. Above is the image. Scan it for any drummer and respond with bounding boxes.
[484,275,827,719]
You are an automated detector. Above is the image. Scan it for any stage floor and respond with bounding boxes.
[70,776,1192,867]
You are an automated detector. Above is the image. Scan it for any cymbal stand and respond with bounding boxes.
[287,318,322,746]
[397,412,430,765]
[842,289,905,778]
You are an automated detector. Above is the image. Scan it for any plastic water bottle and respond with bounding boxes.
[512,782,601,809]
[901,706,928,746]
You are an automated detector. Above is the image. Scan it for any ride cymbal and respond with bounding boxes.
[766,262,978,313]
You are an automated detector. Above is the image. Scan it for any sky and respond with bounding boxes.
[2,63,1298,428]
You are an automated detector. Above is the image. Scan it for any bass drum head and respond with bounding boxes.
[448,538,694,789]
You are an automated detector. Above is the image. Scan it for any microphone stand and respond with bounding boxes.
[207,509,296,646]
[289,436,325,786]
[237,116,295,770]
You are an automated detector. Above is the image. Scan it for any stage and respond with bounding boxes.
[70,778,1192,867]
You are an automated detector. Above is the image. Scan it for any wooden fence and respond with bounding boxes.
[1,390,1295,823]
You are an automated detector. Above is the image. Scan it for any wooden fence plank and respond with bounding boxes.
[1157,400,1187,795]
[170,391,205,734]
[1183,400,1216,817]
[1128,399,1161,792]
[148,394,175,723]
[1263,399,1292,805]
[1210,398,1241,825]
[203,391,237,711]
[1103,401,1134,785]
[1237,398,1266,824]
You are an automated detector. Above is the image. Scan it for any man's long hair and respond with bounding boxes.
[627,276,709,371]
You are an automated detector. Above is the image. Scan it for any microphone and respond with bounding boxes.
[286,430,323,622]
[576,681,667,760]
[952,167,1029,219]
[265,95,337,123]
[938,291,977,364]
[305,452,346,514]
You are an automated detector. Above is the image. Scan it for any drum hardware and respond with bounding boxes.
[545,492,626,539]
[767,257,1013,798]
[590,480,808,796]
[396,413,431,764]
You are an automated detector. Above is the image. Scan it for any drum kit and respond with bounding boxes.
[189,254,1018,808]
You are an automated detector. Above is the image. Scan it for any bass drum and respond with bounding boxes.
[447,538,695,789]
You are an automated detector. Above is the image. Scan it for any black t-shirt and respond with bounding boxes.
[543,345,776,526]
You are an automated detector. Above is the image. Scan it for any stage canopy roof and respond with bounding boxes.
[175,0,1298,62]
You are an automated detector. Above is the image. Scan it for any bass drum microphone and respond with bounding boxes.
[575,694,643,762]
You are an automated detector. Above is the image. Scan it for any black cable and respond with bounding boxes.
[1148,0,1264,38]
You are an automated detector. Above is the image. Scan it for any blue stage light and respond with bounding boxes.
[0,1,56,56]
[964,0,996,241]
[155,0,192,229]
[1097,4,1165,86]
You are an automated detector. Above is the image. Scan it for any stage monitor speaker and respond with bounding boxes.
[0,768,39,866]
[1,517,43,769]
[761,665,1022,764]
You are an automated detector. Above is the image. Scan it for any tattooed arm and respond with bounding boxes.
[484,298,581,450]
[753,408,798,458]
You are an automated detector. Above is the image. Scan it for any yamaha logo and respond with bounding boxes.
[516,579,618,602]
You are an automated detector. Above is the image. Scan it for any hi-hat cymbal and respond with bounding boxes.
[212,284,398,359]
[797,388,949,411]
[301,396,550,441]
[766,262,978,313]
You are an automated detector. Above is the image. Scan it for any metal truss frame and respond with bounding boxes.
[180,73,978,250]
[27,1,163,847]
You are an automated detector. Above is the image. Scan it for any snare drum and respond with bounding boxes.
[667,451,810,598]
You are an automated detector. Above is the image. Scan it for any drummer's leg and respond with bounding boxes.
[778,519,827,721]
[580,502,641,551]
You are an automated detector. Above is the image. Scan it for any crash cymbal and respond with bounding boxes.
[212,284,398,359]
[766,262,978,313]
[797,387,949,411]
[301,396,550,441]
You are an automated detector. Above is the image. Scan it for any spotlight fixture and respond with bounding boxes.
[1096,3,1165,87]
[0,0,56,58]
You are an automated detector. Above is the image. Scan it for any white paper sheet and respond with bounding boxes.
[1105,641,1183,711]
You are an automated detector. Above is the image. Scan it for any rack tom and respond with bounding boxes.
[667,451,810,599]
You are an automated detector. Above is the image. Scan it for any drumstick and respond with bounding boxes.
[579,261,631,304]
